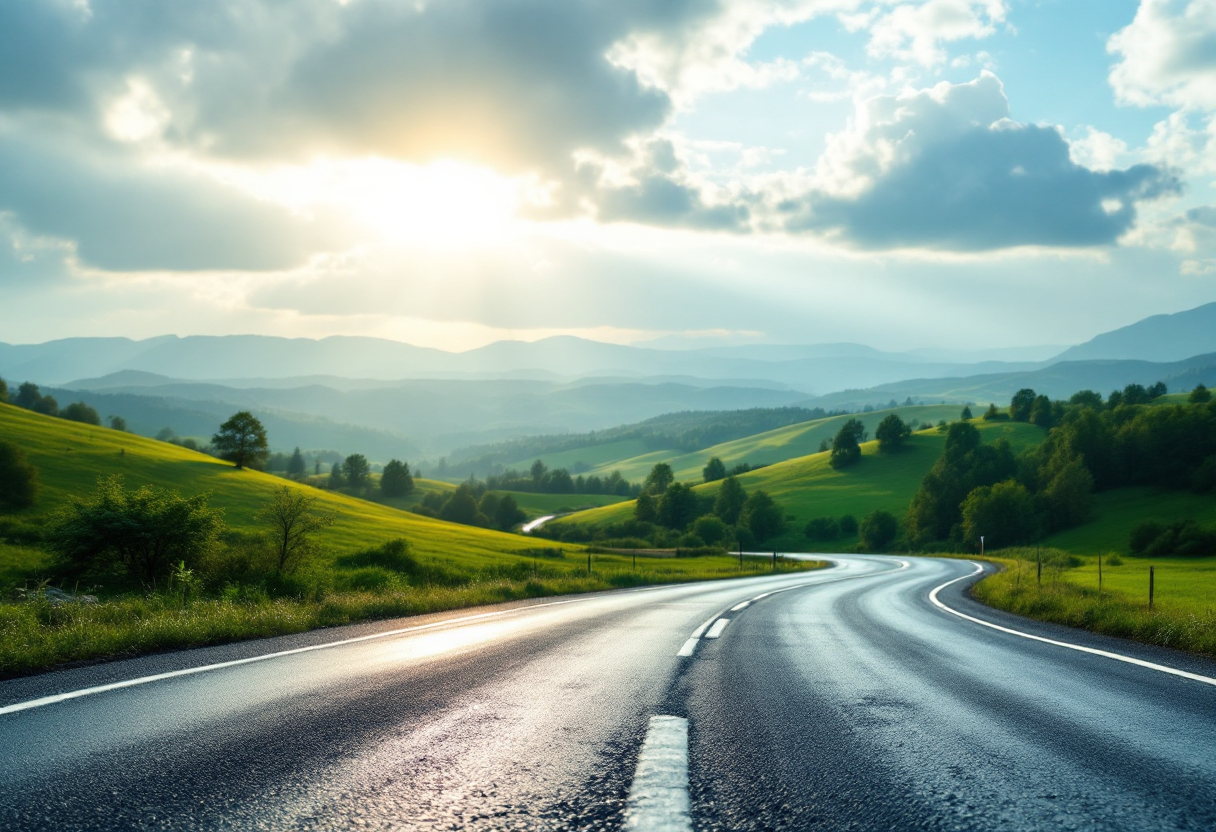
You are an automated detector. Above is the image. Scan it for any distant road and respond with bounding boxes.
[520,513,557,533]
[3,557,1215,830]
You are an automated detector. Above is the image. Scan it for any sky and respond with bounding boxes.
[1,0,1214,352]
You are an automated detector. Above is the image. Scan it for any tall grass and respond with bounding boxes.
[973,551,1216,658]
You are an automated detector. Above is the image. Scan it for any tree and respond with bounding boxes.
[741,490,784,541]
[287,447,307,479]
[859,510,899,551]
[256,487,335,574]
[1147,381,1168,399]
[1122,383,1150,406]
[0,376,7,402]
[1191,384,1212,404]
[14,382,42,410]
[530,459,548,484]
[343,453,371,488]
[62,401,101,426]
[0,440,39,510]
[31,395,58,416]
[634,491,658,523]
[1069,390,1103,409]
[109,415,128,432]
[960,480,1038,549]
[713,475,747,525]
[692,514,730,545]
[829,418,866,469]
[702,457,727,483]
[1009,388,1037,422]
[643,463,675,495]
[1029,395,1054,429]
[658,482,699,530]
[440,484,480,525]
[804,516,839,541]
[380,459,415,497]
[494,494,526,530]
[211,411,269,470]
[1039,455,1094,532]
[875,414,911,454]
[328,459,345,489]
[46,476,224,586]
[982,403,1002,421]
[960,405,973,421]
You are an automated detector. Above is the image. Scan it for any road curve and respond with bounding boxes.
[2,556,1215,830]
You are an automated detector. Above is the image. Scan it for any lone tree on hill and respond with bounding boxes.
[62,401,101,425]
[1190,384,1211,404]
[1009,388,1037,422]
[109,415,128,432]
[829,418,867,469]
[256,486,335,574]
[212,411,269,470]
[0,440,39,510]
[702,457,727,483]
[960,405,973,420]
[380,459,415,497]
[875,413,911,454]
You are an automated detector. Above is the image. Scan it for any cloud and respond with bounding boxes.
[1108,0,1216,110]
[854,0,1007,66]
[778,73,1180,250]
[0,133,347,272]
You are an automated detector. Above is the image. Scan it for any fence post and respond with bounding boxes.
[772,551,777,571]
[1149,565,1155,610]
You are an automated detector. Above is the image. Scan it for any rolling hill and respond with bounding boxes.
[552,418,1047,551]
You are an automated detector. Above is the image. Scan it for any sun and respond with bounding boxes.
[339,158,523,247]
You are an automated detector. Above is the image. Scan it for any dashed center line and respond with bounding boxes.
[730,601,750,612]
[625,715,692,832]
[704,618,730,639]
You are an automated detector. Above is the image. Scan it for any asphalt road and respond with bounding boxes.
[3,556,1215,831]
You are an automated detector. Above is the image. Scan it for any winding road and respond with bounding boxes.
[3,556,1215,830]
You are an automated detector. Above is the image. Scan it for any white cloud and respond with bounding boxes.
[1108,0,1216,110]
[864,0,1007,66]
[1069,128,1130,172]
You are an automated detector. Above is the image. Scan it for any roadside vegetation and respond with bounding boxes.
[0,400,821,677]
[974,548,1216,658]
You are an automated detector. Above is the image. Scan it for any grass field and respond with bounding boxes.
[975,549,1216,657]
[0,402,822,675]
[1043,487,1216,554]
[556,419,1046,551]
[586,404,966,482]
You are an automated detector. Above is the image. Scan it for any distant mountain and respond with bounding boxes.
[1,333,1049,395]
[1054,302,1216,363]
[805,353,1216,409]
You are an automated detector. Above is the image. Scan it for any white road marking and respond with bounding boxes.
[730,601,750,612]
[625,715,692,832]
[677,638,700,658]
[705,619,730,639]
[690,614,718,639]
[930,562,1216,688]
[0,594,623,717]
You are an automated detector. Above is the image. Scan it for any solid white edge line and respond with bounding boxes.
[704,618,730,639]
[0,594,614,717]
[929,561,1216,688]
[625,715,692,832]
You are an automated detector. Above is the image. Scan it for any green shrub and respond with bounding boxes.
[804,516,840,540]
[338,538,416,573]
[338,567,397,591]
[839,515,859,535]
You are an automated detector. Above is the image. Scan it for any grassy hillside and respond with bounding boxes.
[501,438,655,474]
[1043,488,1216,554]
[555,419,1046,550]
[0,403,540,570]
[587,404,965,482]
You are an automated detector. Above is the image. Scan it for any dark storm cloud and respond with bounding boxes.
[786,123,1180,250]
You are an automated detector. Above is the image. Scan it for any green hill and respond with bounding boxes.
[587,404,964,482]
[555,419,1046,550]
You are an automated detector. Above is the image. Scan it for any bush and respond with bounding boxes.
[62,401,101,425]
[875,414,911,453]
[692,514,730,545]
[337,538,416,573]
[0,440,39,510]
[1129,521,1166,555]
[858,510,898,551]
[677,532,706,549]
[1129,520,1216,558]
[1105,553,1123,566]
[338,567,397,591]
[804,516,839,541]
